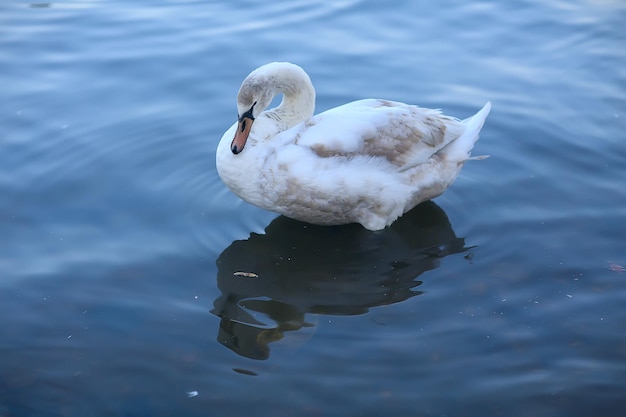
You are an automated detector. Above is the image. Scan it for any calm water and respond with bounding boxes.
[2,0,625,416]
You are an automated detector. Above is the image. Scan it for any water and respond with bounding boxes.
[1,0,625,416]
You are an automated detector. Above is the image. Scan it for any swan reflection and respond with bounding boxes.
[211,201,468,360]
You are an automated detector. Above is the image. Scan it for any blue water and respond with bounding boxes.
[2,0,625,416]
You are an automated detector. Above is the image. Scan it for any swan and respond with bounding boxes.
[216,62,491,231]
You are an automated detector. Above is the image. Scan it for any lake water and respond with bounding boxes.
[1,0,625,416]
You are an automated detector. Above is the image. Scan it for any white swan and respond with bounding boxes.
[216,62,491,231]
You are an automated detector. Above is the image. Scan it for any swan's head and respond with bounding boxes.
[230,77,275,155]
[230,62,314,155]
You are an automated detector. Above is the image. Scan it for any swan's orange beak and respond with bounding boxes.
[231,116,254,154]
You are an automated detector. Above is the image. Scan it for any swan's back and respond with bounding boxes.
[285,99,468,171]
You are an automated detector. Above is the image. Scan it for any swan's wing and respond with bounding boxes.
[290,99,463,167]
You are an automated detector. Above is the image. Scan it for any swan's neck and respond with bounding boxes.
[272,77,315,126]
[253,63,316,128]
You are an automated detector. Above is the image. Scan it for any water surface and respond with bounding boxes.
[1,0,625,416]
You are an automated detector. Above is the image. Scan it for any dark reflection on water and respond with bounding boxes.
[212,202,467,359]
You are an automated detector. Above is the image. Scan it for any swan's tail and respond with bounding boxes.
[440,101,491,163]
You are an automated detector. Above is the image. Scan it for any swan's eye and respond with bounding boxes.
[240,105,256,121]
